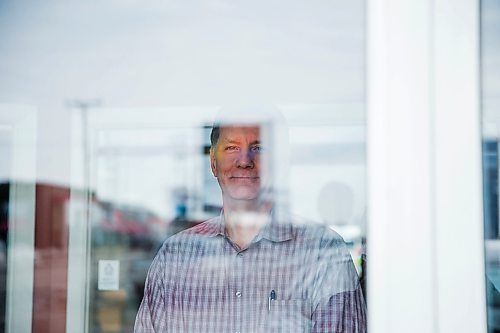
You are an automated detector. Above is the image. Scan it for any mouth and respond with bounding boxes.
[229,176,260,181]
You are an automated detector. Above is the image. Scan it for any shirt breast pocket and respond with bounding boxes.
[267,299,313,333]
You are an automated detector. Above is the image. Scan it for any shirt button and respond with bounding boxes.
[237,253,243,257]
[235,291,242,297]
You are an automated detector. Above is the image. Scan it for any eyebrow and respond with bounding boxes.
[222,139,261,145]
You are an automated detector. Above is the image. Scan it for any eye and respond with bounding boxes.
[251,145,263,153]
[225,146,238,151]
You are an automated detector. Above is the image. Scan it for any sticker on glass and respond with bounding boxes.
[98,260,120,291]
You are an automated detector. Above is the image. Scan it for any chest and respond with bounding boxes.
[174,239,317,302]
[172,242,315,332]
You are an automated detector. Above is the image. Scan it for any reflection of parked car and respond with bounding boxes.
[92,199,167,250]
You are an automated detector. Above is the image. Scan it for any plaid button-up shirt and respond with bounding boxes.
[135,213,367,332]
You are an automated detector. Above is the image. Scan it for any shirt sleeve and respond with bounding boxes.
[312,285,366,332]
[311,232,367,333]
[134,242,174,333]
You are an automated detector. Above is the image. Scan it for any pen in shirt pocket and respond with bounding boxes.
[268,290,276,312]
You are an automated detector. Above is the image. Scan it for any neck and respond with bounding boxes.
[222,199,272,249]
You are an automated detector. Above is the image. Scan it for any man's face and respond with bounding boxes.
[210,126,262,203]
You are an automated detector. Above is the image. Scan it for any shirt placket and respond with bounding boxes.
[232,247,246,333]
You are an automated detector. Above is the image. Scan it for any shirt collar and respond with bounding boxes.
[203,213,225,237]
[257,219,295,242]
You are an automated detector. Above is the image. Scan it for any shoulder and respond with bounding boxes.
[286,215,352,264]
[289,214,347,247]
[157,216,221,253]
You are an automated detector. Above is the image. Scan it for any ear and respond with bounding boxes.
[210,147,217,177]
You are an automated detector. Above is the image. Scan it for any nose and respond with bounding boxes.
[236,149,255,168]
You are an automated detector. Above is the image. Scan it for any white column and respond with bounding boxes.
[433,0,485,332]
[367,0,484,332]
[367,1,435,332]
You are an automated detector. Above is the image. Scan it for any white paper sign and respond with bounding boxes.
[98,260,120,291]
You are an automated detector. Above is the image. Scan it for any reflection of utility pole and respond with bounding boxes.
[66,99,101,194]
[66,98,101,229]
[66,98,101,333]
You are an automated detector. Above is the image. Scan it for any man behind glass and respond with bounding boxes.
[135,110,366,332]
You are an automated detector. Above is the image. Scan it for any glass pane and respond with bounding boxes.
[83,104,367,332]
[0,0,367,331]
[482,0,500,332]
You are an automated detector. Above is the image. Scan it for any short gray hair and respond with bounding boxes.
[210,124,221,148]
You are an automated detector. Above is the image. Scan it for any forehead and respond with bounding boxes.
[218,125,261,141]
